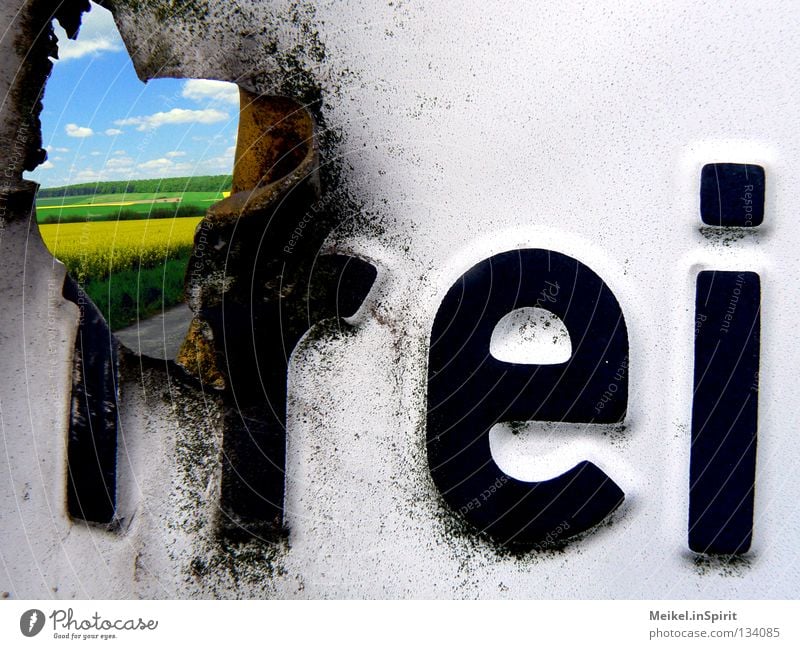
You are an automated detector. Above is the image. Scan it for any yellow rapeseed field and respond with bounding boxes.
[39,216,202,282]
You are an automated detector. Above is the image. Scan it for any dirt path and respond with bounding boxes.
[114,303,192,360]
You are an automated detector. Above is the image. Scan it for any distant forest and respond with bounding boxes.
[37,174,233,198]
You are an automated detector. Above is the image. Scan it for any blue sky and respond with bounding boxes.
[26,1,238,189]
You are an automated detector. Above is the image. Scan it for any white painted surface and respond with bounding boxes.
[2,0,800,598]
[490,306,572,365]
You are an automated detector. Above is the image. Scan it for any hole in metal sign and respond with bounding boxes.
[25,1,239,523]
[28,2,239,359]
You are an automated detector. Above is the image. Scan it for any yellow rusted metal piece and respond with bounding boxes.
[232,88,315,194]
[175,87,320,388]
[175,316,225,390]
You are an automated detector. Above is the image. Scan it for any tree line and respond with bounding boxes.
[37,205,205,224]
[37,175,233,198]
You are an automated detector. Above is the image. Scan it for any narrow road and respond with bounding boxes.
[114,303,192,360]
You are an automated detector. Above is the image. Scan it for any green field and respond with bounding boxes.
[35,176,231,330]
[36,192,178,206]
[36,190,226,223]
[40,216,202,330]
[84,259,190,332]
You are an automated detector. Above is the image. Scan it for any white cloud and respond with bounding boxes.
[39,160,55,169]
[138,158,172,170]
[104,128,123,136]
[112,149,126,155]
[65,123,93,138]
[194,146,236,173]
[55,155,137,182]
[165,150,186,158]
[54,4,124,62]
[71,164,134,183]
[90,151,101,156]
[57,35,122,61]
[73,168,102,182]
[50,146,69,153]
[182,79,239,105]
[137,157,193,175]
[115,108,228,131]
[106,156,134,169]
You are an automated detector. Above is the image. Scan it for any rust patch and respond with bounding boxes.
[176,317,226,390]
[232,89,315,195]
[176,89,321,387]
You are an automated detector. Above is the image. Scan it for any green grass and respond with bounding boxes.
[40,217,200,330]
[36,174,232,199]
[35,191,225,223]
[36,192,173,206]
[36,179,229,329]
[83,257,189,331]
